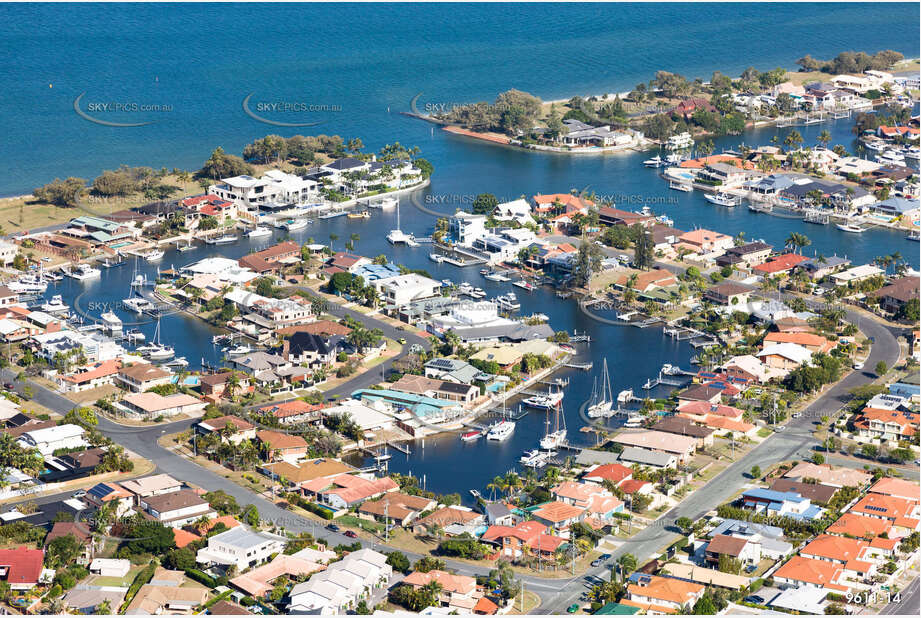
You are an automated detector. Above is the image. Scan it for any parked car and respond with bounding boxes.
[853,362,864,370]
[73,490,87,499]
[567,604,580,613]
[397,337,406,344]
[590,554,611,567]
[343,530,358,538]
[326,523,340,532]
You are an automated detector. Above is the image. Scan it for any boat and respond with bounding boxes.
[204,234,238,245]
[40,295,70,315]
[100,311,123,334]
[661,363,681,376]
[282,219,309,232]
[512,280,535,291]
[101,257,125,268]
[136,319,174,360]
[484,271,511,282]
[669,181,692,193]
[347,211,370,219]
[617,388,634,404]
[374,448,392,462]
[496,292,520,311]
[122,296,154,314]
[429,253,444,263]
[66,264,102,280]
[522,391,564,410]
[907,230,920,242]
[126,328,146,343]
[318,210,346,219]
[406,238,420,247]
[538,403,567,450]
[43,271,64,282]
[520,449,551,468]
[165,357,189,368]
[441,279,453,287]
[875,150,906,166]
[377,197,398,209]
[460,430,481,442]
[587,358,614,418]
[142,249,165,261]
[6,279,47,294]
[469,489,482,499]
[643,155,665,168]
[836,223,867,233]
[623,412,644,428]
[212,333,232,345]
[469,288,486,299]
[704,192,738,206]
[486,420,515,441]
[247,226,273,238]
[224,344,253,357]
[177,243,196,252]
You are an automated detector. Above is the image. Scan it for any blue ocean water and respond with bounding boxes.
[0,2,918,194]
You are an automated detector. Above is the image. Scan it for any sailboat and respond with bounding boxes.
[386,198,412,244]
[587,358,614,418]
[539,401,566,450]
[136,318,175,360]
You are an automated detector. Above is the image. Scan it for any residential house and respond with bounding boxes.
[303,474,399,510]
[287,549,391,614]
[413,506,484,534]
[763,332,835,354]
[0,547,45,590]
[853,407,918,441]
[196,415,257,444]
[869,477,921,502]
[705,534,762,567]
[196,526,287,571]
[769,479,838,505]
[616,446,677,469]
[124,568,209,614]
[140,489,216,528]
[357,493,436,527]
[530,501,586,538]
[390,374,479,406]
[257,400,326,426]
[257,430,309,462]
[282,332,342,367]
[229,553,325,598]
[783,463,871,488]
[773,555,849,593]
[116,363,172,393]
[740,488,823,521]
[624,574,705,614]
[753,253,809,277]
[599,207,654,228]
[848,493,921,536]
[198,371,252,400]
[677,229,734,254]
[57,359,122,393]
[870,276,920,314]
[17,424,87,456]
[799,535,876,580]
[704,281,755,305]
[89,558,131,578]
[676,385,724,405]
[797,255,852,279]
[403,569,485,613]
[116,392,207,419]
[715,242,773,269]
[46,522,94,564]
[583,463,634,487]
[121,474,184,505]
[756,342,813,370]
[610,430,697,464]
[650,416,714,448]
[237,241,300,274]
[707,519,792,560]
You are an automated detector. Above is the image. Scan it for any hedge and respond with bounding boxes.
[120,561,158,612]
[185,568,218,588]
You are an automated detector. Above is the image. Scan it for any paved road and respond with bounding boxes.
[3,288,905,613]
[882,575,920,616]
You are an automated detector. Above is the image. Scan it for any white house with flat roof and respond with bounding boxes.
[449,212,488,247]
[196,526,287,571]
[372,273,442,307]
[17,424,87,456]
[210,171,317,210]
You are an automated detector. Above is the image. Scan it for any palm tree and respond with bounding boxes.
[617,553,638,581]
[328,233,338,250]
[817,129,832,149]
[350,233,360,247]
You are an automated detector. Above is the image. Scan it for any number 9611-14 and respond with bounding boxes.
[846,591,901,605]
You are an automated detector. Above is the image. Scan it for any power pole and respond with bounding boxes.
[384,501,389,541]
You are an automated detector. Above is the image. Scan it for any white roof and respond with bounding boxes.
[831,264,884,283]
[89,558,130,569]
[208,525,285,550]
[221,175,268,189]
[757,343,813,365]
[0,317,27,336]
[21,423,85,442]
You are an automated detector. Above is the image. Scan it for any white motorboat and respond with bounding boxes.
[224,344,253,357]
[907,230,920,242]
[512,280,535,291]
[486,420,516,441]
[66,264,101,280]
[429,253,444,263]
[623,413,644,428]
[126,329,146,343]
[406,238,420,247]
[470,287,486,299]
[165,357,189,368]
[643,155,665,168]
[6,279,47,294]
[204,234,238,245]
[836,223,867,233]
[484,271,511,282]
[377,197,398,209]
[101,257,125,268]
[282,219,310,232]
[177,240,195,252]
[875,150,906,166]
[247,226,273,238]
[318,210,346,219]
[142,249,165,261]
[40,295,70,315]
[704,192,738,206]
[522,391,564,410]
[497,292,520,311]
[587,359,614,418]
[669,181,692,193]
[100,311,122,334]
[617,388,634,404]
[520,449,551,468]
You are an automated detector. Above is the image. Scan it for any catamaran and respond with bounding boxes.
[587,358,614,418]
[522,390,564,410]
[538,403,567,450]
[387,199,412,244]
[486,420,515,441]
[66,264,102,280]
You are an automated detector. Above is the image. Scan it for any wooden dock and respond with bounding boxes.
[563,362,593,370]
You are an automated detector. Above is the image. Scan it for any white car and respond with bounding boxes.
[852,362,864,370]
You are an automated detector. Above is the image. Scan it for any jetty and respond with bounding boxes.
[563,361,593,371]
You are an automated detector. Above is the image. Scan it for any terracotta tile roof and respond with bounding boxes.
[826,512,892,539]
[358,492,434,520]
[200,415,254,432]
[627,574,704,605]
[417,506,481,528]
[258,400,326,420]
[533,501,585,523]
[230,554,324,597]
[118,362,170,382]
[854,408,918,436]
[773,555,848,591]
[850,493,920,526]
[62,359,122,384]
[619,479,650,495]
[257,430,308,450]
[277,319,352,337]
[583,463,633,485]
[533,193,595,211]
[404,569,476,595]
[753,253,809,274]
[676,401,744,419]
[869,478,920,502]
[801,534,870,564]
[473,596,499,615]
[265,459,355,485]
[173,528,201,548]
[706,534,748,557]
[764,331,835,351]
[0,547,44,586]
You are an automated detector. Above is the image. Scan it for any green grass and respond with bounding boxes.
[335,514,385,533]
[757,428,773,438]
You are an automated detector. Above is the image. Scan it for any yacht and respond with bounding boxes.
[429,253,444,263]
[282,219,309,232]
[66,264,102,280]
[101,257,125,268]
[907,229,920,242]
[387,200,411,244]
[318,209,346,219]
[643,155,665,168]
[486,420,516,441]
[247,226,273,238]
[836,223,867,233]
[40,295,70,315]
[204,234,238,245]
[224,344,253,357]
[126,328,146,343]
[903,147,920,165]
[623,412,644,428]
[136,319,174,360]
[142,249,165,261]
[669,181,692,193]
[587,359,614,418]
[100,311,123,335]
[6,278,47,294]
[460,430,481,442]
[177,240,195,252]
[165,357,189,368]
[522,391,564,410]
[512,280,535,291]
[617,388,634,404]
[520,449,550,468]
[538,404,567,450]
[665,153,685,164]
[704,192,738,206]
[496,292,520,311]
[470,287,486,299]
[875,150,906,166]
